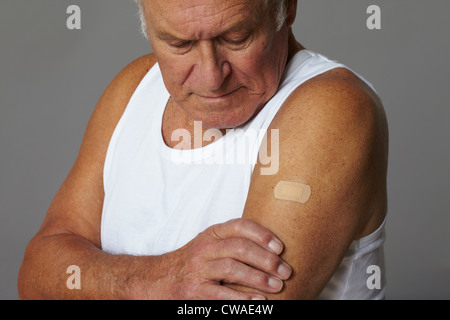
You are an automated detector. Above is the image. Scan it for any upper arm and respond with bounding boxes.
[241,70,389,299]
[34,54,157,247]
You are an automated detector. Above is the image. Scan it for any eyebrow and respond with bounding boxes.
[156,30,181,41]
[156,20,252,42]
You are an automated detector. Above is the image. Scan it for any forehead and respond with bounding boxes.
[144,0,266,39]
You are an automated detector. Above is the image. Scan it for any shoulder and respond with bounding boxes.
[113,53,157,87]
[73,53,158,171]
[63,50,158,178]
[97,53,157,113]
[269,67,389,175]
[273,67,387,146]
[86,53,158,145]
[273,66,389,193]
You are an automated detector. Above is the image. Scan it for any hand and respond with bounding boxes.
[162,218,292,300]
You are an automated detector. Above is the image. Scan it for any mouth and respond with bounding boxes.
[196,87,242,101]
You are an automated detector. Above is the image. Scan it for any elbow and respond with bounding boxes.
[17,238,42,300]
[17,263,29,300]
[17,256,33,300]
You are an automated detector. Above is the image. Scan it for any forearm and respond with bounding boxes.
[18,233,170,300]
[18,219,291,300]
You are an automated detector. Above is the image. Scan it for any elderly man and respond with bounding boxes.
[18,0,388,300]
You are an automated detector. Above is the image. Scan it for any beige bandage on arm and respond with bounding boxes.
[274,181,311,204]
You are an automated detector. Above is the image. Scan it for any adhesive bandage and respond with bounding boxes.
[274,181,311,204]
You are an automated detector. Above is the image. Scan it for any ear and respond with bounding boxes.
[285,0,298,27]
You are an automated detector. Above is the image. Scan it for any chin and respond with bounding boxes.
[200,110,257,130]
[193,98,263,130]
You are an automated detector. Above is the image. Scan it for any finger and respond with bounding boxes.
[209,258,284,294]
[215,237,292,280]
[208,218,284,255]
[201,281,266,300]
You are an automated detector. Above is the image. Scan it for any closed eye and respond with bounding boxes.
[221,31,253,48]
[169,40,193,49]
[223,37,248,45]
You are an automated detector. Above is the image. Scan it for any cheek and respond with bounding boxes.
[155,54,192,93]
[231,38,282,89]
[232,54,282,96]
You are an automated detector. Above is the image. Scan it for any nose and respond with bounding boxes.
[195,40,231,91]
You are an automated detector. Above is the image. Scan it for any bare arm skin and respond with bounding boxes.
[228,68,389,299]
[17,54,291,300]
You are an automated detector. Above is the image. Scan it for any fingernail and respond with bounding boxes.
[251,295,266,300]
[268,277,283,290]
[278,263,292,279]
[268,239,283,254]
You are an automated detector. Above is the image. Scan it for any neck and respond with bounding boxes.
[286,28,304,63]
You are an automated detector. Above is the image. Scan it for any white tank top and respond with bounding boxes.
[101,50,386,299]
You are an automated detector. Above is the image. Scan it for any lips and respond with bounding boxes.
[197,87,241,100]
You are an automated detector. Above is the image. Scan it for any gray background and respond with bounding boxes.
[1,0,449,299]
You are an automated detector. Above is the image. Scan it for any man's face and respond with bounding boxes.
[144,0,291,129]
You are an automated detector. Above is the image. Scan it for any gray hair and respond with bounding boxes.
[134,0,288,39]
